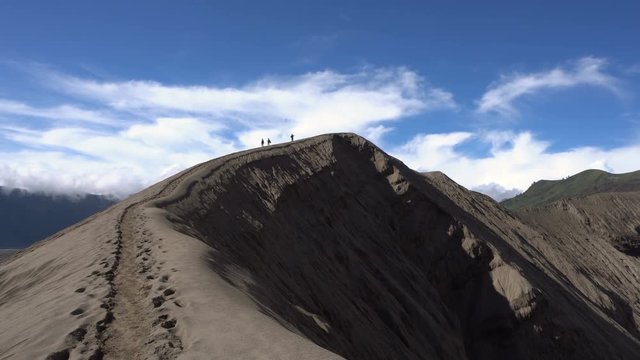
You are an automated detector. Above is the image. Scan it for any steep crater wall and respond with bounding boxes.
[157,136,543,359]
[156,134,640,360]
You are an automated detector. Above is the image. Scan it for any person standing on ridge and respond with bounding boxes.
[290,133,294,142]
[267,138,271,145]
[261,138,264,147]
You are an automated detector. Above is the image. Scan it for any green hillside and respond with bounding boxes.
[501,169,640,210]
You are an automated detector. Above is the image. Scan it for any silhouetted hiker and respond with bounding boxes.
[261,138,264,147]
[267,138,271,145]
[290,133,294,142]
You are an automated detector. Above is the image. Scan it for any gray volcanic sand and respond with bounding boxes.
[1,133,640,359]
[514,192,640,337]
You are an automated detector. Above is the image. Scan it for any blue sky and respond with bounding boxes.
[0,0,639,199]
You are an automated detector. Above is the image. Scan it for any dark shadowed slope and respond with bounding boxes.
[502,169,640,210]
[157,134,640,359]
[2,133,640,359]
[0,188,116,248]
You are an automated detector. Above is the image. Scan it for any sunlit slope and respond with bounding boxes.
[502,169,640,210]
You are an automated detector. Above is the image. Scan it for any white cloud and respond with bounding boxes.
[122,117,227,148]
[1,66,458,196]
[363,125,394,143]
[472,183,521,202]
[395,132,474,169]
[477,57,621,116]
[49,67,456,146]
[0,151,146,198]
[8,62,636,201]
[0,68,456,196]
[0,98,119,125]
[394,130,640,197]
[0,118,238,197]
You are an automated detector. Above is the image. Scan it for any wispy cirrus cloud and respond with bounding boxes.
[477,57,621,117]
[0,99,120,125]
[47,67,456,146]
[627,63,640,75]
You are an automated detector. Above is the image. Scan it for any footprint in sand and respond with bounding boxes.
[68,327,87,342]
[70,308,85,316]
[152,296,165,308]
[163,288,175,297]
[45,349,70,360]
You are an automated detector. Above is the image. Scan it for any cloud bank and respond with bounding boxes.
[0,99,117,125]
[0,118,237,197]
[393,130,640,198]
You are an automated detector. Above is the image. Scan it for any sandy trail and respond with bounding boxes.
[102,159,211,359]
[103,204,154,359]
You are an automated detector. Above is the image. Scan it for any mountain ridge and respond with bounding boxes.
[2,133,640,359]
[0,187,116,248]
[502,169,640,210]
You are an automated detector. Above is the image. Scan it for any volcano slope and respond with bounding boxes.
[511,190,640,340]
[1,133,640,359]
[500,168,640,341]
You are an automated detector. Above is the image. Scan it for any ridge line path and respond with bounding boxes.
[101,142,299,359]
[102,160,211,359]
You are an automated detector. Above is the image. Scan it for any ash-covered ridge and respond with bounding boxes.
[157,133,640,359]
[2,133,640,360]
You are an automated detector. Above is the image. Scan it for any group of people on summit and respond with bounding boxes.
[261,133,294,147]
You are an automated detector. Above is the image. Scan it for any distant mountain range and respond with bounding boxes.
[501,169,640,210]
[0,188,116,249]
